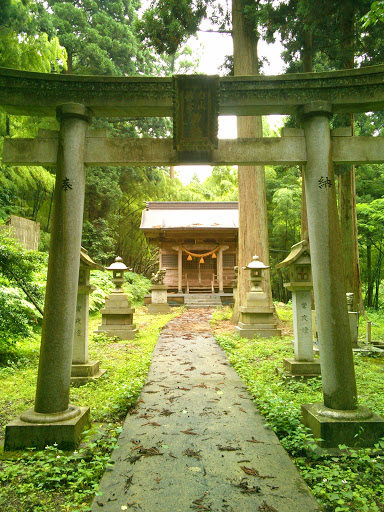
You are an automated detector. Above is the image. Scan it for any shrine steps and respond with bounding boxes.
[184,293,222,308]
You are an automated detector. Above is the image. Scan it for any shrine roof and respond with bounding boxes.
[140,202,238,232]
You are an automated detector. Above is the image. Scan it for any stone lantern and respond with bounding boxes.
[108,256,127,292]
[96,256,137,340]
[236,255,281,338]
[346,293,359,348]
[71,248,107,385]
[148,268,171,314]
[276,240,321,377]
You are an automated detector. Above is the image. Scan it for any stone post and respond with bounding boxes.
[276,240,320,377]
[4,103,91,450]
[300,101,384,447]
[148,269,170,314]
[71,249,107,385]
[148,285,171,314]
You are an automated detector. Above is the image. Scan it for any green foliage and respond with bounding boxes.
[0,0,67,73]
[0,285,37,350]
[124,270,151,306]
[0,31,66,72]
[0,230,46,351]
[186,166,238,201]
[0,165,55,222]
[362,0,384,27]
[138,0,210,56]
[35,0,145,75]
[0,428,118,510]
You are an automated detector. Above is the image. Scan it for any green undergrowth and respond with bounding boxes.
[0,307,182,511]
[211,306,384,512]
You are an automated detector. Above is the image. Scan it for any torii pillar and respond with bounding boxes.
[4,104,91,450]
[300,102,384,447]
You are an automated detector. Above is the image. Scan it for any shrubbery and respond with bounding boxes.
[0,230,46,353]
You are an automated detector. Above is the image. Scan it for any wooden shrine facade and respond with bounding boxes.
[140,202,238,293]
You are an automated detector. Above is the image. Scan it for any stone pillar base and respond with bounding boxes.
[236,323,281,339]
[4,406,90,451]
[301,402,384,448]
[283,358,321,378]
[96,325,137,340]
[71,361,107,386]
[148,303,171,314]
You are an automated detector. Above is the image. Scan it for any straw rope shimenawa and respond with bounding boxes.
[180,245,223,264]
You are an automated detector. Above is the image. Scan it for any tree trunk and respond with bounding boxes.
[170,166,175,179]
[300,29,312,243]
[65,51,73,74]
[366,239,373,308]
[232,0,272,320]
[337,4,364,313]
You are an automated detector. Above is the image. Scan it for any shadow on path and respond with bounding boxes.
[92,309,319,512]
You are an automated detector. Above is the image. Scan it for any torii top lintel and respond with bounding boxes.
[1,65,384,118]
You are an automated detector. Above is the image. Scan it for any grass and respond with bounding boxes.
[0,307,183,511]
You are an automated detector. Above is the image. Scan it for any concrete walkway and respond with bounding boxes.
[92,310,319,512]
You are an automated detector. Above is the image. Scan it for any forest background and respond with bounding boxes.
[1,0,384,315]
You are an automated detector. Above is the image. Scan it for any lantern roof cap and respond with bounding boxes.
[106,256,128,271]
[80,247,104,271]
[243,255,270,270]
[276,240,310,269]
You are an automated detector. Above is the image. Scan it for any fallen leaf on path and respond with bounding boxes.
[181,429,199,435]
[241,466,276,479]
[240,466,259,476]
[239,407,247,413]
[124,475,133,491]
[258,501,279,512]
[141,421,161,427]
[191,493,212,511]
[217,445,241,451]
[235,478,261,495]
[184,448,202,459]
[128,446,163,463]
[247,437,264,444]
[160,409,175,416]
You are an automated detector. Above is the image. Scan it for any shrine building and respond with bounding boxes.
[140,202,238,297]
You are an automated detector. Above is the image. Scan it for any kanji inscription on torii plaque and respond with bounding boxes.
[173,75,219,163]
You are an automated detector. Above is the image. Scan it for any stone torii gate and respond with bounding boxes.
[2,66,384,449]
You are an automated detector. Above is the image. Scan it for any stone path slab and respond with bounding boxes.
[92,310,319,512]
